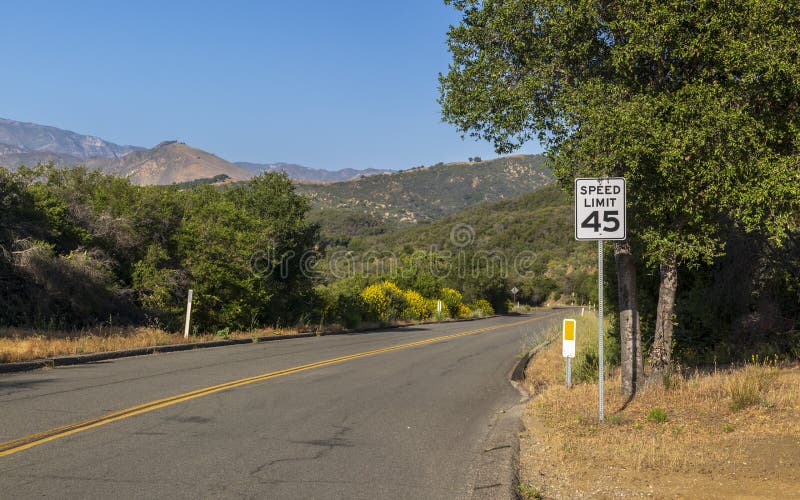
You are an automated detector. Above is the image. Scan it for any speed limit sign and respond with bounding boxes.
[574,178,626,241]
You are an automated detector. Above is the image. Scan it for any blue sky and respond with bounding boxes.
[1,1,542,171]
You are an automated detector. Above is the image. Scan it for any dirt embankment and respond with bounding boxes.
[518,318,800,499]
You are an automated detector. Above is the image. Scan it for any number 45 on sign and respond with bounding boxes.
[574,178,626,241]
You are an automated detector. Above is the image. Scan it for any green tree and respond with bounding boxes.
[440,0,799,386]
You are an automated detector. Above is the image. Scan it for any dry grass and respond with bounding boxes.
[0,325,307,364]
[524,313,600,394]
[519,315,800,499]
[0,315,464,364]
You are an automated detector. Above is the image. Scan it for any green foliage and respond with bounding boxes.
[359,281,409,323]
[174,174,230,189]
[402,289,432,321]
[440,0,800,365]
[728,359,779,411]
[471,299,494,316]
[296,155,552,224]
[647,408,669,424]
[518,482,543,500]
[441,1,799,266]
[320,185,596,313]
[573,328,621,383]
[315,276,371,328]
[0,165,318,332]
[439,288,463,318]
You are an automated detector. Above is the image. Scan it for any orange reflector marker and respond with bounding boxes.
[562,318,576,358]
[564,319,575,341]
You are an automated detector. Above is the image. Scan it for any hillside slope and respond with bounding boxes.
[237,161,393,182]
[298,155,552,223]
[86,141,255,185]
[0,117,392,184]
[316,184,596,306]
[0,117,141,158]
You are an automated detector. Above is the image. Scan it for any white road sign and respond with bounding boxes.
[575,177,627,240]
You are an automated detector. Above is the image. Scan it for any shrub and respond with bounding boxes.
[573,328,620,382]
[728,362,778,411]
[403,289,431,320]
[440,287,463,317]
[471,298,495,316]
[647,407,668,423]
[360,281,408,322]
[380,281,408,321]
[361,283,390,321]
[458,303,472,318]
[315,278,368,328]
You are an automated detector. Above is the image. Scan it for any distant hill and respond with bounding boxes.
[0,117,142,159]
[297,155,553,224]
[0,117,394,184]
[85,141,254,185]
[0,149,86,169]
[314,183,597,306]
[237,161,393,182]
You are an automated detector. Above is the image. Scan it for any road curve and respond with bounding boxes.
[0,311,566,499]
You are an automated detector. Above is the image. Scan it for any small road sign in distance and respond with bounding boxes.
[575,177,627,241]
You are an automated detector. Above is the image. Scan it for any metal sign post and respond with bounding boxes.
[575,177,626,422]
[597,242,604,420]
[511,286,519,307]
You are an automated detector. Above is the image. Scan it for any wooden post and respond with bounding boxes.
[184,289,193,339]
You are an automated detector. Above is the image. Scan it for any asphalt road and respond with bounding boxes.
[0,311,566,499]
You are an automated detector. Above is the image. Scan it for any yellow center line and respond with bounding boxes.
[0,313,561,458]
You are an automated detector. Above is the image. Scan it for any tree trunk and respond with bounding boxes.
[614,241,642,397]
[650,256,678,380]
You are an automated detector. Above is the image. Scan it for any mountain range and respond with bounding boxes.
[0,118,552,209]
[0,118,393,185]
[0,118,141,159]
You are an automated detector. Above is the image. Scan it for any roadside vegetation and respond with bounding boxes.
[297,155,552,223]
[314,184,598,316]
[519,315,800,498]
[0,298,494,364]
[0,164,497,360]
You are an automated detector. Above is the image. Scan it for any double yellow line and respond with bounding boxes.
[0,314,557,458]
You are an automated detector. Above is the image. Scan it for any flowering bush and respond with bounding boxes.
[361,283,390,321]
[471,299,495,316]
[458,304,472,318]
[361,280,408,322]
[403,289,432,320]
[440,287,463,317]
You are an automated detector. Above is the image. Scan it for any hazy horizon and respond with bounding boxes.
[0,1,543,172]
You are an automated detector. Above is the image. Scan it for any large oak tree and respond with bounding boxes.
[440,0,799,388]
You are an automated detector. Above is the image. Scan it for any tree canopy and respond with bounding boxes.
[440,0,800,372]
[441,0,798,259]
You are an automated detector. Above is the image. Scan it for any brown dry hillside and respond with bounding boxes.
[86,141,254,185]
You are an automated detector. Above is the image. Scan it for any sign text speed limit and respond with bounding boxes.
[574,177,627,241]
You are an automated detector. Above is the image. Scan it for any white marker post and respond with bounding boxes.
[184,289,194,339]
[575,177,626,422]
[563,319,576,388]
